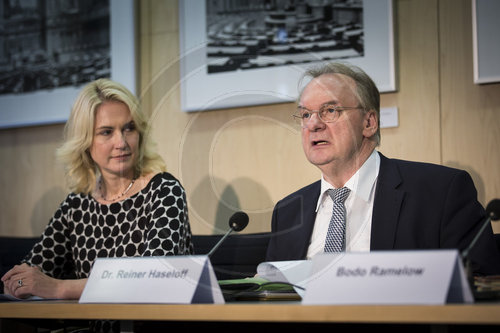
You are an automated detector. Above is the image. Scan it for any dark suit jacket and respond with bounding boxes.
[266,153,500,275]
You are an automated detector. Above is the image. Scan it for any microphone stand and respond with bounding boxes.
[207,227,235,258]
[207,211,249,258]
[461,214,493,290]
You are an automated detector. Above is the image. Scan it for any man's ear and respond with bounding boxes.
[363,110,378,137]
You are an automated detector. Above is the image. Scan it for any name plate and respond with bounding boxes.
[302,250,473,305]
[79,255,224,304]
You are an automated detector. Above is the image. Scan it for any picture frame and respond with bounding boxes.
[179,0,395,112]
[472,0,500,84]
[0,0,136,129]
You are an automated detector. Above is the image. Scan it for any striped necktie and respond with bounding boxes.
[324,187,351,252]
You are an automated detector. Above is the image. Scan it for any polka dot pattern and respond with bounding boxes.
[24,172,193,279]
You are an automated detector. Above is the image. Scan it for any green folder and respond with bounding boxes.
[218,276,301,301]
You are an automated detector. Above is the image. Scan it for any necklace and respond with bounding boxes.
[99,177,136,202]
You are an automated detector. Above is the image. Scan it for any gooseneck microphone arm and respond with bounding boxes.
[460,199,500,287]
[207,211,249,258]
[207,229,234,258]
[461,199,500,260]
[461,217,492,260]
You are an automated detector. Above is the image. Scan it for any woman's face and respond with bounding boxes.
[89,101,139,179]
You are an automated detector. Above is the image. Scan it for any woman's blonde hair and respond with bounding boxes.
[57,78,166,194]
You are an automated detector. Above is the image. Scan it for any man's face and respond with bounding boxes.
[299,74,368,172]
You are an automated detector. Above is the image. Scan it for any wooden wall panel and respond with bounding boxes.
[140,0,441,234]
[439,0,500,233]
[379,0,441,164]
[0,124,66,236]
[1,0,499,237]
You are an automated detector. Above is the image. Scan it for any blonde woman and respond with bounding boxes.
[2,79,193,301]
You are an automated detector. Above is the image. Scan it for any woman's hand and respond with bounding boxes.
[2,263,58,299]
[1,263,87,299]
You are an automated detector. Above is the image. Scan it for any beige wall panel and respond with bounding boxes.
[0,125,66,236]
[439,0,500,233]
[178,104,319,235]
[138,0,152,113]
[378,0,441,164]
[141,0,442,235]
[140,0,320,234]
[151,0,178,34]
[139,1,188,178]
[2,0,498,238]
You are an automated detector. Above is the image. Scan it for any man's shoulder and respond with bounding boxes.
[381,153,466,177]
[276,180,321,206]
[378,153,476,193]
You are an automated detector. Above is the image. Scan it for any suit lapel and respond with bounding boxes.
[298,181,321,258]
[371,153,405,250]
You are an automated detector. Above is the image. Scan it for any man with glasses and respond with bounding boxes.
[265,62,500,276]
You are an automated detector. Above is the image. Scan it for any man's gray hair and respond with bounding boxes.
[299,62,381,145]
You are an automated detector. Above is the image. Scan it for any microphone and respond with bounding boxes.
[461,199,500,285]
[207,211,249,258]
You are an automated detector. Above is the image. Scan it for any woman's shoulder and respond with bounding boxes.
[148,172,181,183]
[144,172,185,192]
[55,192,91,213]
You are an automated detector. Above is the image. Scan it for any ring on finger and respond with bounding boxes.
[17,279,23,287]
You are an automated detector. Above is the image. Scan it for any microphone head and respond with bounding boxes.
[486,199,500,221]
[229,211,249,232]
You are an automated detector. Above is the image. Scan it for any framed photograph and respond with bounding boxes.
[472,0,500,84]
[179,0,395,112]
[0,0,136,129]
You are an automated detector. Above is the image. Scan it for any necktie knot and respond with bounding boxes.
[328,187,350,204]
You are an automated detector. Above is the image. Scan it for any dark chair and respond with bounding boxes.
[0,236,40,293]
[0,232,271,289]
[495,233,500,255]
[192,232,271,280]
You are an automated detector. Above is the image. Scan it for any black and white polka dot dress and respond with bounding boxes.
[24,172,193,279]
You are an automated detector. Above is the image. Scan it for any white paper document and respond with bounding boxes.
[257,260,312,297]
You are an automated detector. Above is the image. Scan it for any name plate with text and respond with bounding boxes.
[302,250,473,305]
[79,255,224,304]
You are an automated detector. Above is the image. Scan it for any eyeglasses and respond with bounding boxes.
[293,104,363,127]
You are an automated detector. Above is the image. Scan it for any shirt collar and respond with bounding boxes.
[316,150,380,211]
